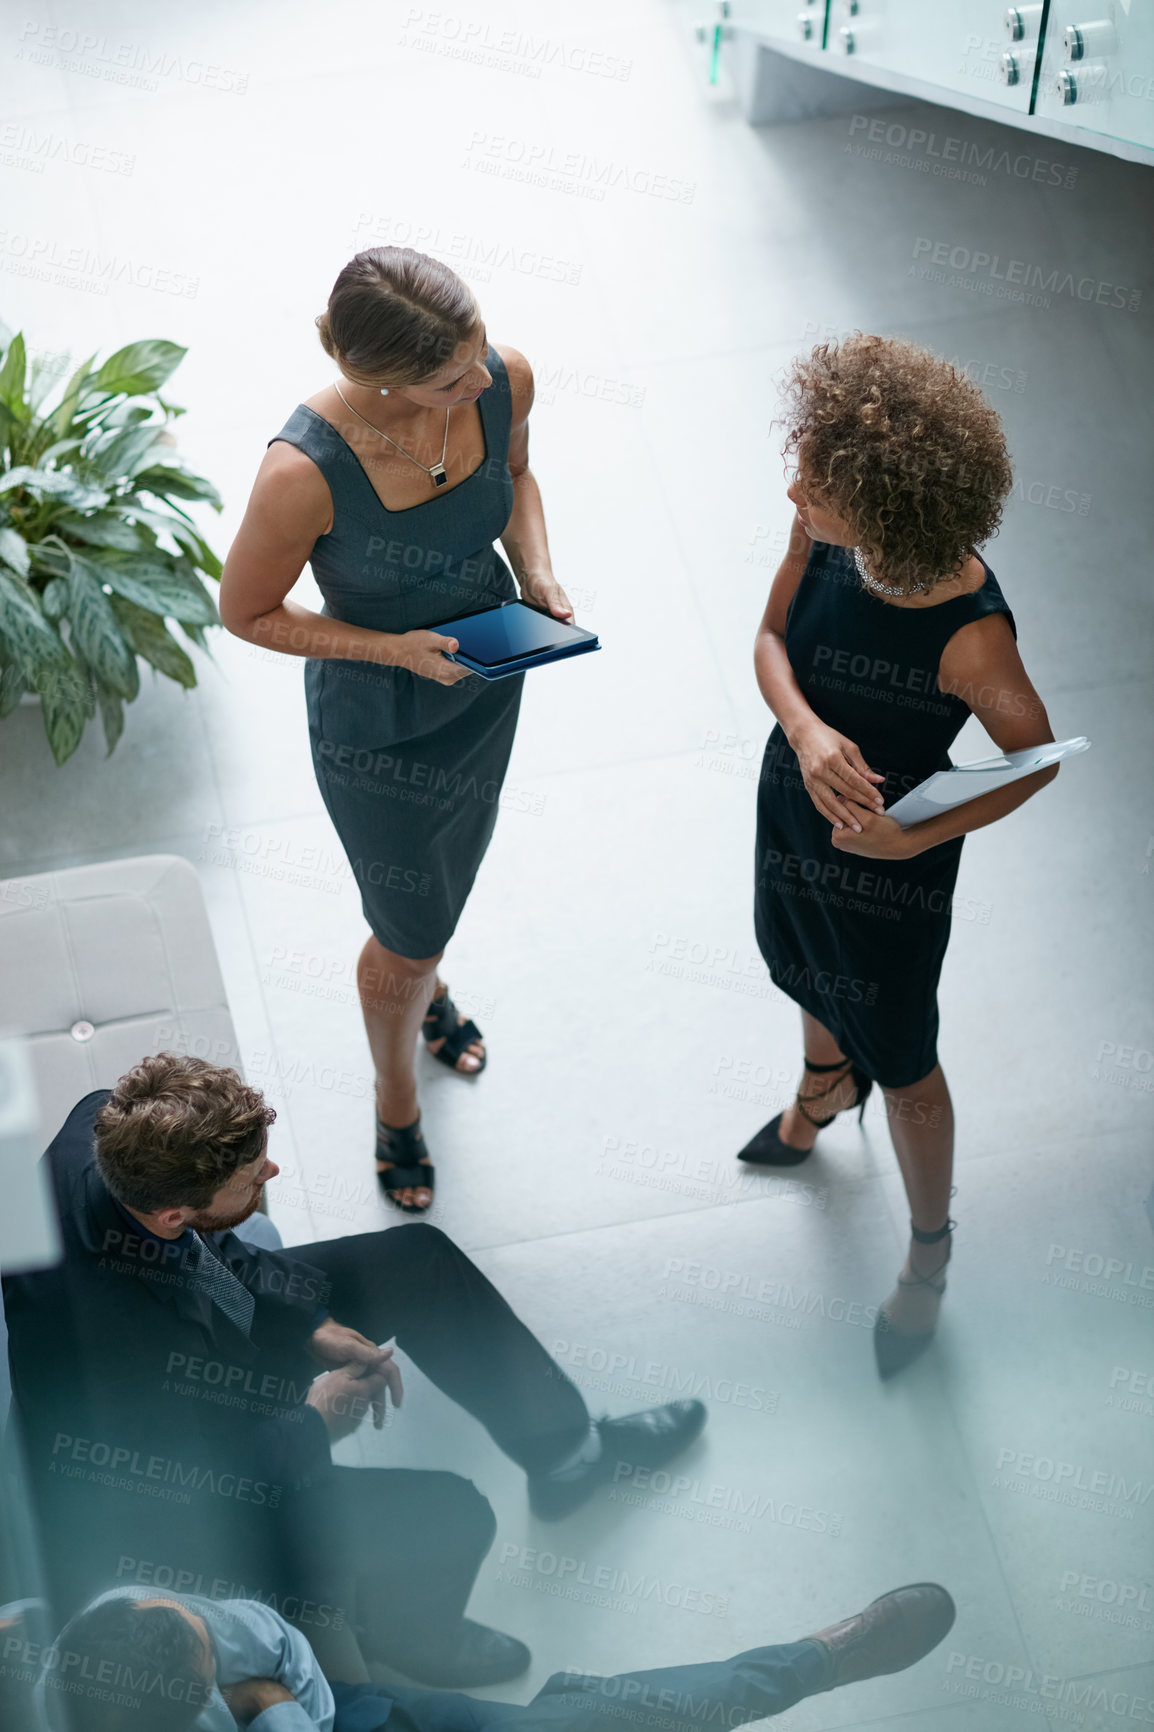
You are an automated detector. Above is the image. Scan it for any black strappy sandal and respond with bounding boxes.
[737,1055,873,1167]
[375,1117,435,1214]
[422,984,487,1076]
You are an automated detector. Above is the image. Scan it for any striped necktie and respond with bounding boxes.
[186,1232,256,1337]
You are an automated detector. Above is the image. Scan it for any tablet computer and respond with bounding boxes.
[435,599,600,680]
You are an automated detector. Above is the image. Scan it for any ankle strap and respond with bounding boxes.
[911,1216,954,1245]
[802,1055,851,1074]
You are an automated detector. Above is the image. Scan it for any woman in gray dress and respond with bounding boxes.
[220,248,571,1211]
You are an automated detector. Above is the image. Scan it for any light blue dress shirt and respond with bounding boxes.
[40,1587,334,1732]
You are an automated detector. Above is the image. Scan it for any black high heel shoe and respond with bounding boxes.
[737,1056,873,1168]
[873,1218,953,1380]
[375,1116,435,1213]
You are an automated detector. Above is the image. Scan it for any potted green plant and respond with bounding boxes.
[0,324,224,762]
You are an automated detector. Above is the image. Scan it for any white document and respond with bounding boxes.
[886,736,1090,829]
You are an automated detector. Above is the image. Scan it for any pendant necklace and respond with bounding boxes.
[852,546,927,598]
[334,381,451,488]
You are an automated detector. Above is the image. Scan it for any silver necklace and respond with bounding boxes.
[853,546,927,598]
[334,381,451,488]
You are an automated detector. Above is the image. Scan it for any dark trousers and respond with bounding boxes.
[296,1224,590,1476]
[333,1642,831,1732]
[276,1223,591,1659]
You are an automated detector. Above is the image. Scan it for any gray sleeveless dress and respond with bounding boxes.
[268,347,524,958]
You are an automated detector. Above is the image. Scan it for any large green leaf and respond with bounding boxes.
[0,660,25,717]
[163,516,223,577]
[93,340,186,398]
[40,577,69,621]
[81,548,218,625]
[84,423,167,482]
[0,333,29,424]
[50,353,98,437]
[27,351,71,418]
[95,680,124,754]
[0,567,70,677]
[66,560,138,698]
[35,657,93,764]
[0,526,30,576]
[134,464,224,509]
[111,594,196,688]
[55,511,145,552]
[38,437,85,466]
[0,467,110,510]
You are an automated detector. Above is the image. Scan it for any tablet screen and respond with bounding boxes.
[443,603,589,667]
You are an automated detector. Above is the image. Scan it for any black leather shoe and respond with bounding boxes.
[529,1400,707,1521]
[380,1620,531,1687]
[807,1583,956,1692]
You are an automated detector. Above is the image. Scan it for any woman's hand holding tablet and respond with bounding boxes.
[434,599,601,680]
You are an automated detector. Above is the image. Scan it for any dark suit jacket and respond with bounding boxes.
[2,1091,334,1609]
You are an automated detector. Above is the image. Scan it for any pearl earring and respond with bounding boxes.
[379,387,389,397]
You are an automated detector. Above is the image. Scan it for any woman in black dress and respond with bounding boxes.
[743,334,1060,1377]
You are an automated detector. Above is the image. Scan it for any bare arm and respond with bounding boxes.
[835,610,1059,859]
[218,442,469,686]
[754,514,886,828]
[897,611,1058,852]
[496,346,572,621]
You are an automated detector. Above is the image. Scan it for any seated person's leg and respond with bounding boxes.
[294,1224,706,1513]
[293,1465,529,1689]
[521,1585,955,1732]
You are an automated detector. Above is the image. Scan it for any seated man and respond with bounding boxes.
[2,1055,705,1691]
[40,1580,956,1732]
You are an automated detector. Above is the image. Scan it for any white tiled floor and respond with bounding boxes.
[2,3,1153,1727]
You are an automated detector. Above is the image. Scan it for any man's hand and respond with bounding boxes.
[308,1318,399,1382]
[305,1360,397,1440]
[221,1677,295,1725]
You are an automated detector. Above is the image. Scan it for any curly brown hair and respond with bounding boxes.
[93,1053,276,1213]
[779,333,1013,594]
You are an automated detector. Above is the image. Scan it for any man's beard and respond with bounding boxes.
[186,1191,262,1233]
